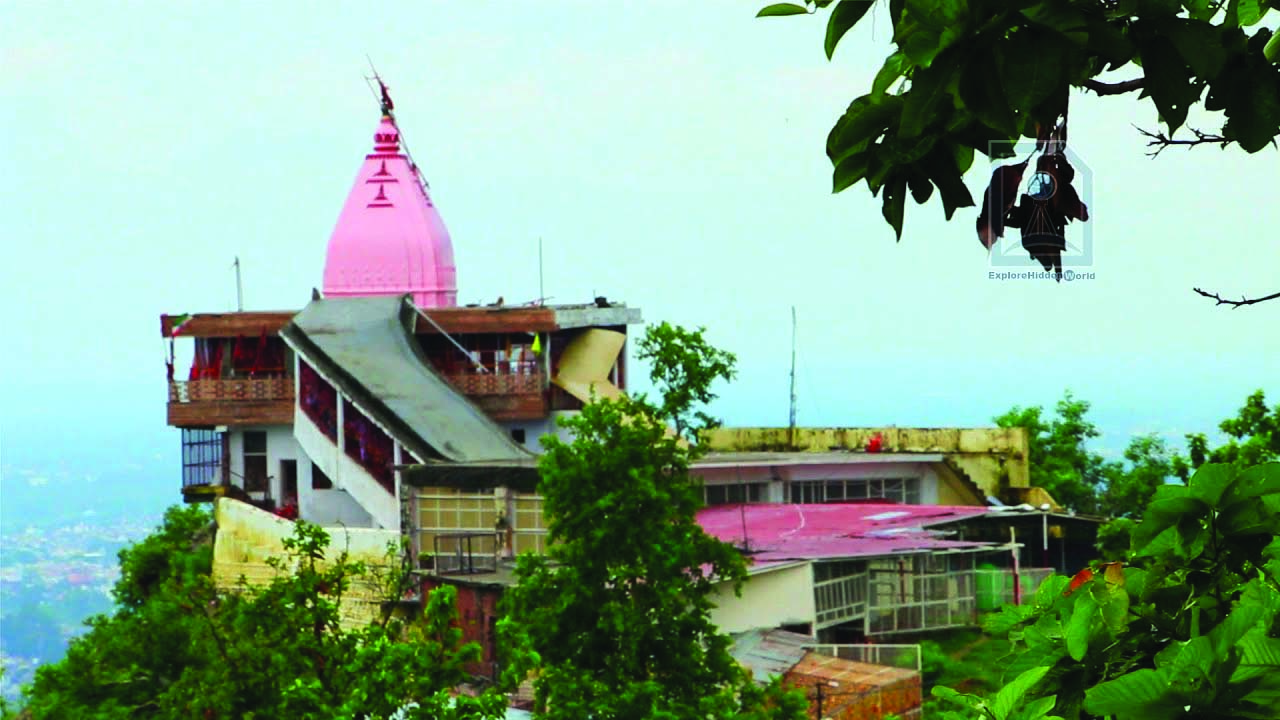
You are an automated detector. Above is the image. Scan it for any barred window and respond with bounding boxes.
[789,477,921,504]
[704,482,766,506]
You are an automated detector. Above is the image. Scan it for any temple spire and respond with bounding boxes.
[322,86,458,308]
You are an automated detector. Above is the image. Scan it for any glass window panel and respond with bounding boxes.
[243,431,267,454]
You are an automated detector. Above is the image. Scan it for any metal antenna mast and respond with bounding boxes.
[788,306,797,430]
[365,58,432,198]
[233,256,244,311]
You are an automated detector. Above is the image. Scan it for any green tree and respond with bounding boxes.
[995,391,1106,514]
[1096,436,1174,561]
[937,461,1280,719]
[20,507,506,720]
[500,323,806,720]
[1174,389,1279,479]
[757,1,1280,303]
[1100,433,1175,518]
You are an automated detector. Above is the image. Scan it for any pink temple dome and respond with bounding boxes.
[323,115,458,307]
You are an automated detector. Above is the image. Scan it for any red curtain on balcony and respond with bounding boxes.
[299,362,338,441]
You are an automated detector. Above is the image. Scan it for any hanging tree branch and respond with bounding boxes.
[1193,287,1280,308]
[1135,125,1234,157]
[1081,77,1145,95]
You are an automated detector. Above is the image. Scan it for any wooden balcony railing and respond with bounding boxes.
[168,377,295,427]
[444,371,543,396]
[443,371,547,421]
[170,377,294,402]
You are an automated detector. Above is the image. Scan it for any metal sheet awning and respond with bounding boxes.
[281,295,533,465]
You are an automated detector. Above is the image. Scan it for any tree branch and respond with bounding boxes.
[1135,125,1232,157]
[1082,78,1144,95]
[1193,287,1280,308]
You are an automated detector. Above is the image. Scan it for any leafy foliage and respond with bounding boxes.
[500,324,806,720]
[758,0,1280,240]
[636,321,738,441]
[19,509,505,720]
[1100,433,1176,519]
[995,390,1107,514]
[935,461,1280,719]
[1175,389,1280,479]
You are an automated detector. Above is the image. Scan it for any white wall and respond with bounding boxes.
[709,562,816,634]
[294,409,399,530]
[226,425,297,503]
[296,458,376,527]
[501,410,579,453]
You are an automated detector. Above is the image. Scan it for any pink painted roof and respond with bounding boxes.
[323,115,457,308]
[697,503,993,563]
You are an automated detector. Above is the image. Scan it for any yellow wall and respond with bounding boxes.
[701,427,1030,497]
[212,498,399,628]
[709,562,816,634]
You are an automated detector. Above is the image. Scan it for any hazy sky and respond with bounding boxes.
[2,1,1277,509]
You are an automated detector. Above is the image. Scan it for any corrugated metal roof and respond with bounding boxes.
[697,503,993,562]
[730,628,813,684]
[788,652,918,687]
[281,295,533,464]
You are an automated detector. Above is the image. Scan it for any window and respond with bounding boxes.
[181,429,225,487]
[243,431,268,493]
[510,428,527,444]
[312,462,333,490]
[789,477,921,504]
[280,459,298,503]
[704,483,765,506]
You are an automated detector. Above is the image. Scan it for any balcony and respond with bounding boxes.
[168,377,294,427]
[444,370,547,421]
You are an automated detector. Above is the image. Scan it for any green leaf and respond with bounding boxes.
[1189,462,1238,505]
[899,66,953,138]
[1000,29,1066,114]
[1233,633,1280,683]
[1085,668,1187,717]
[757,3,811,17]
[920,145,974,219]
[832,152,871,192]
[827,95,905,163]
[907,171,934,204]
[1067,592,1097,661]
[896,0,970,68]
[1266,29,1280,62]
[873,51,912,97]
[826,1,875,59]
[1086,17,1136,70]
[1020,1,1089,45]
[1237,0,1266,24]
[1133,492,1208,551]
[958,51,1018,135]
[1218,499,1280,536]
[1137,32,1203,134]
[1035,574,1070,608]
[1162,19,1228,80]
[993,666,1051,720]
[1210,604,1266,657]
[1221,64,1280,152]
[1095,582,1131,636]
[1021,694,1058,720]
[1182,0,1218,21]
[882,175,907,239]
